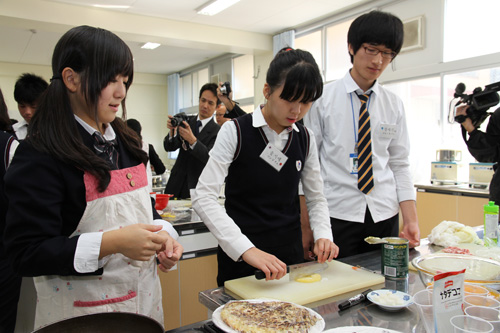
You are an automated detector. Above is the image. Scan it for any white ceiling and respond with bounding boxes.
[0,0,372,75]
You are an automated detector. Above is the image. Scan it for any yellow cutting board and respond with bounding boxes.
[224,260,385,305]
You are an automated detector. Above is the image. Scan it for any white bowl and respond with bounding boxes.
[367,289,413,311]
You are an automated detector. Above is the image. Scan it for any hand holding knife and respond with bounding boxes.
[255,261,328,281]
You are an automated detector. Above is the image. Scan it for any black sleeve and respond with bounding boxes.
[225,104,246,119]
[148,144,166,174]
[163,133,182,152]
[4,143,101,277]
[151,196,162,220]
[465,108,500,163]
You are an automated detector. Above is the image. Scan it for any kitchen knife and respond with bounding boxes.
[254,261,329,281]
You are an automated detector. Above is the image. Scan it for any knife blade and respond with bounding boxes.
[254,261,328,281]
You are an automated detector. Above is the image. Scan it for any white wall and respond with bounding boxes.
[0,62,170,165]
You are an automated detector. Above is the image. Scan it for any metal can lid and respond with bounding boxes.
[383,237,409,244]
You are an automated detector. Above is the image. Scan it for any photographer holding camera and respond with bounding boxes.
[456,102,500,206]
[217,81,247,120]
[163,83,221,199]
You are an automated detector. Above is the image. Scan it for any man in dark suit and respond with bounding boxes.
[164,83,221,199]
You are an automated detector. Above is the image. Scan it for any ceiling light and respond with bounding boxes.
[92,4,130,9]
[141,42,160,50]
[196,0,240,16]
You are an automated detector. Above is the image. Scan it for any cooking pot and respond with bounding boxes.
[31,312,164,333]
[436,149,462,162]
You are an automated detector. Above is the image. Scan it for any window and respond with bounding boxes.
[179,68,209,109]
[233,54,254,100]
[295,19,353,83]
[325,19,352,82]
[384,77,441,185]
[444,0,500,62]
[383,67,500,184]
[179,75,192,109]
[295,30,323,76]
[193,68,209,106]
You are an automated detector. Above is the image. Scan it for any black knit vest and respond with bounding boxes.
[224,113,310,248]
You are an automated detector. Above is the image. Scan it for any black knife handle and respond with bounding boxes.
[254,266,290,280]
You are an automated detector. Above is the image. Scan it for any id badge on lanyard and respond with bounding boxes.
[350,152,358,174]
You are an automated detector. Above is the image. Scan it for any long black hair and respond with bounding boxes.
[28,25,147,192]
[347,10,404,63]
[0,88,12,132]
[266,47,323,103]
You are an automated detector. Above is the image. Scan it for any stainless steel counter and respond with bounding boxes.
[163,227,492,332]
[162,238,452,332]
[415,183,489,198]
[194,243,433,333]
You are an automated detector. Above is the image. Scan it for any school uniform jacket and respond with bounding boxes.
[3,124,161,277]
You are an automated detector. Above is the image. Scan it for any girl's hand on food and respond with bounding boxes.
[241,247,287,281]
[101,223,167,260]
[313,239,339,263]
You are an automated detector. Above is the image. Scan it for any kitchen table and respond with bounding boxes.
[165,236,454,333]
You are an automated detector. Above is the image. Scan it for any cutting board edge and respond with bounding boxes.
[225,275,385,305]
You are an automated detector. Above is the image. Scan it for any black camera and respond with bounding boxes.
[170,112,189,128]
[220,81,232,96]
[454,81,500,127]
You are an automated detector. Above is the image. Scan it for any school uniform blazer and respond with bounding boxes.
[163,116,220,198]
[4,124,161,277]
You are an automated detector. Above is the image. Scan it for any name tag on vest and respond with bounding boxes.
[260,143,288,172]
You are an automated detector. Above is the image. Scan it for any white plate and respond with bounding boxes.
[212,299,325,333]
[367,289,413,312]
[324,326,402,333]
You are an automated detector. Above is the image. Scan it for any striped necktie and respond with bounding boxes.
[357,93,374,194]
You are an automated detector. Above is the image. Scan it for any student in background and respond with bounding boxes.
[4,25,182,329]
[303,11,420,259]
[12,73,48,140]
[193,47,338,286]
[126,118,167,192]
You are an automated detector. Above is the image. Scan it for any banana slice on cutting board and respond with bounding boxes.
[295,273,322,283]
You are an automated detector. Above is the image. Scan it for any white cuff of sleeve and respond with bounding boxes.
[153,219,179,240]
[224,235,254,262]
[74,232,109,273]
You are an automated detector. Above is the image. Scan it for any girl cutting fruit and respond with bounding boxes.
[193,47,339,286]
[4,25,183,329]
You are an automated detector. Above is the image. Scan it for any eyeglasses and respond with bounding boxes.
[362,45,396,59]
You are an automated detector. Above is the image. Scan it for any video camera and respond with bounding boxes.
[453,80,500,128]
[170,112,189,128]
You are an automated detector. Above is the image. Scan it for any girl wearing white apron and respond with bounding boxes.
[4,25,183,329]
